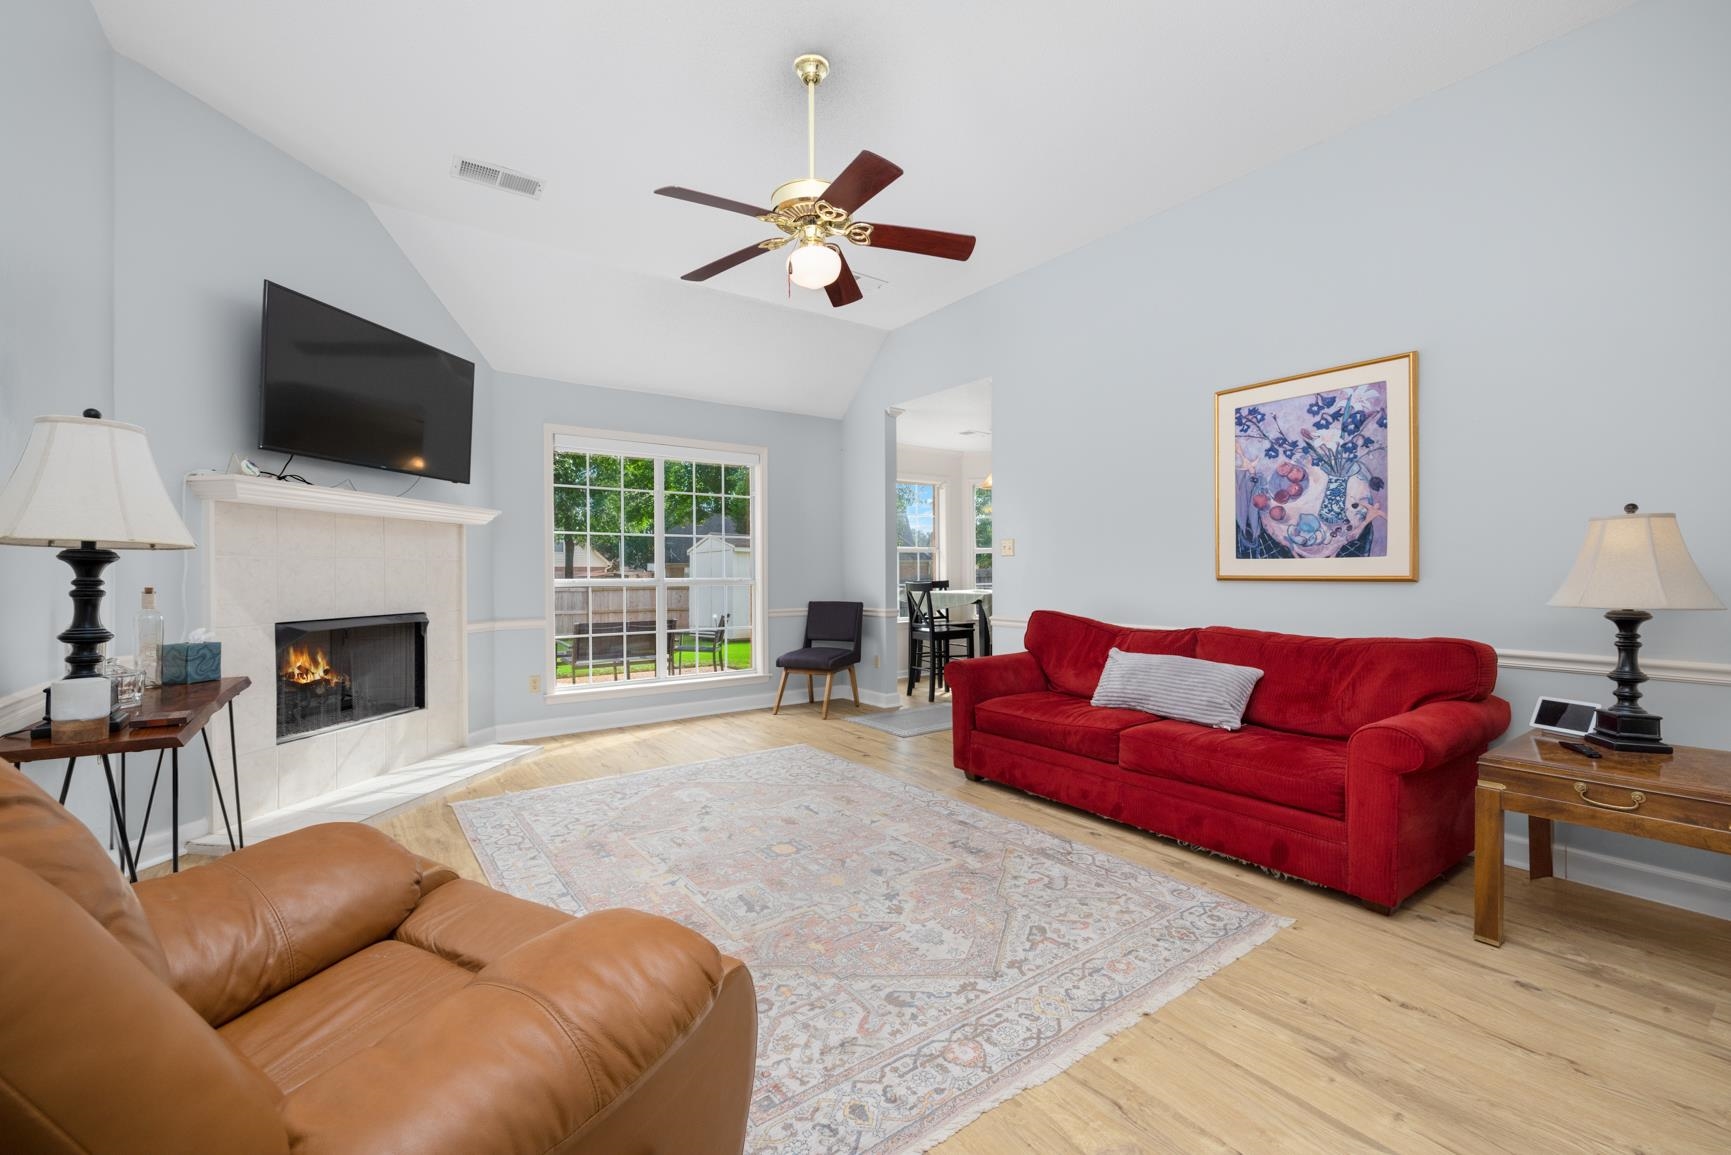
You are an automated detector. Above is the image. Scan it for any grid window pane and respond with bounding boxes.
[664,460,693,492]
[589,490,621,533]
[897,482,935,549]
[623,456,655,489]
[724,496,750,535]
[724,465,752,497]
[553,451,584,486]
[664,493,694,536]
[624,491,654,534]
[590,454,621,488]
[553,487,587,532]
[694,462,723,494]
[975,551,994,588]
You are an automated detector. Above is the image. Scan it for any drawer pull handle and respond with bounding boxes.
[1573,782,1646,812]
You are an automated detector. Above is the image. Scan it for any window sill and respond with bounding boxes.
[543,670,768,704]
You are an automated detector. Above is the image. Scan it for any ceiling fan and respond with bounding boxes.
[654,54,976,308]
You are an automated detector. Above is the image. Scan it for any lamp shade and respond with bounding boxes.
[0,414,194,549]
[1548,507,1723,611]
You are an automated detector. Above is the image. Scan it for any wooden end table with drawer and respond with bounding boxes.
[1474,730,1731,946]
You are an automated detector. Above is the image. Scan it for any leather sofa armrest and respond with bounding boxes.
[1348,698,1512,776]
[946,651,1047,772]
[278,909,754,1155]
[134,823,449,1026]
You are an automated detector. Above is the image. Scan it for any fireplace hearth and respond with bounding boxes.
[275,613,427,743]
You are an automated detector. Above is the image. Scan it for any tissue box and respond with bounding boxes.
[161,642,222,684]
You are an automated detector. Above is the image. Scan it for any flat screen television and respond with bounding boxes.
[259,281,475,483]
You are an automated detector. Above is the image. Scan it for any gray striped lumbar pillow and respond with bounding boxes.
[1091,648,1264,730]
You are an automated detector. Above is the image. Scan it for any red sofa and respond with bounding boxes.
[947,611,1510,910]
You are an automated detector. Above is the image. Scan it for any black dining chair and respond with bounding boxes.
[773,601,864,719]
[906,581,975,702]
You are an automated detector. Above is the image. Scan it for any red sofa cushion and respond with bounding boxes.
[1194,627,1498,739]
[1120,720,1349,819]
[1023,611,1198,698]
[1022,611,1123,698]
[975,691,1152,764]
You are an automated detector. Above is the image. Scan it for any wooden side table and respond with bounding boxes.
[0,677,252,881]
[1474,730,1731,945]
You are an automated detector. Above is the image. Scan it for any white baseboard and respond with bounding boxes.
[466,726,498,746]
[121,817,212,873]
[1502,829,1731,921]
[859,688,905,709]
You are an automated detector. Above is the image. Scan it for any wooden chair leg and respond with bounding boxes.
[821,671,835,720]
[846,664,859,707]
[772,669,789,715]
[807,673,815,703]
[907,636,919,696]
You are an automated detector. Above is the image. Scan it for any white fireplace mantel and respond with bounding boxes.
[186,472,499,526]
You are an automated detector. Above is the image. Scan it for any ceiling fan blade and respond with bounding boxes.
[821,151,903,214]
[655,187,770,218]
[681,243,774,282]
[863,223,976,262]
[826,249,863,308]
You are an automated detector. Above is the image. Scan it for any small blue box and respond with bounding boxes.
[161,642,222,684]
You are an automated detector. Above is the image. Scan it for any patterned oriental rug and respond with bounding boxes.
[453,745,1286,1154]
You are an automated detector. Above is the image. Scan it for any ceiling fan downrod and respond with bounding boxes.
[793,54,828,182]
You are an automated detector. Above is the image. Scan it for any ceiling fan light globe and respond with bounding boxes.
[787,242,842,289]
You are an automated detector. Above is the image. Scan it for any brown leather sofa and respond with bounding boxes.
[0,759,756,1154]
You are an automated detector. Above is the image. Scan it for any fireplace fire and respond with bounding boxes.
[275,613,427,743]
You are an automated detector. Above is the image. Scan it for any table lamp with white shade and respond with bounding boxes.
[0,411,195,687]
[1548,503,1724,754]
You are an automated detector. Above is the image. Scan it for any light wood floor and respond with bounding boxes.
[258,704,1731,1152]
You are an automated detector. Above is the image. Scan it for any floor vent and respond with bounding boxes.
[451,156,544,199]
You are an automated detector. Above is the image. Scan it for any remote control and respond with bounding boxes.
[1559,740,1602,759]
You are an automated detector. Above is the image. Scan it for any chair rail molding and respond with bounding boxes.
[985,617,1731,689]
[467,619,545,633]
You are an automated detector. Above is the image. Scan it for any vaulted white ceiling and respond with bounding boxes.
[92,0,1630,417]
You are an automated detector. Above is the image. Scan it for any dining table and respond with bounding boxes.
[930,588,993,656]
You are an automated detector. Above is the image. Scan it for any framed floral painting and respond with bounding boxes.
[1215,352,1417,581]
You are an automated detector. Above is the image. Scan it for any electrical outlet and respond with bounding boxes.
[873,654,881,668]
[528,674,541,694]
[1000,538,1016,557]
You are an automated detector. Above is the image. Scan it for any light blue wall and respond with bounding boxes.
[105,58,503,828]
[841,0,1731,899]
[487,371,846,733]
[0,0,116,700]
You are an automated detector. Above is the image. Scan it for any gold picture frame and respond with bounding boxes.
[1215,352,1418,581]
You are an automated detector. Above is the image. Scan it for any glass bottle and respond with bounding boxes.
[136,586,165,688]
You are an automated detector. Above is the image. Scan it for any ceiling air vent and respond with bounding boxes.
[450,156,544,199]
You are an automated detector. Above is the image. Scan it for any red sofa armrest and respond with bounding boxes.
[945,651,1047,772]
[1345,696,1511,908]
[1348,698,1511,776]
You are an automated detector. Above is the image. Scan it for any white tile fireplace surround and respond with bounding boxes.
[188,474,498,825]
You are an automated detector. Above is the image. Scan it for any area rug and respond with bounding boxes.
[846,702,953,738]
[452,745,1286,1154]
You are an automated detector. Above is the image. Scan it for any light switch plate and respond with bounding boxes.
[528,674,541,694]
[999,538,1016,557]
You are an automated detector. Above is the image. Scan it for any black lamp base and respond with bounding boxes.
[56,541,118,679]
[1586,608,1671,756]
[1587,709,1672,755]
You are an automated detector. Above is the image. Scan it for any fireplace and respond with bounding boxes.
[275,613,428,744]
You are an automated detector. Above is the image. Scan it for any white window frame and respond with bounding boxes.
[895,477,944,613]
[969,478,993,590]
[543,425,768,699]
